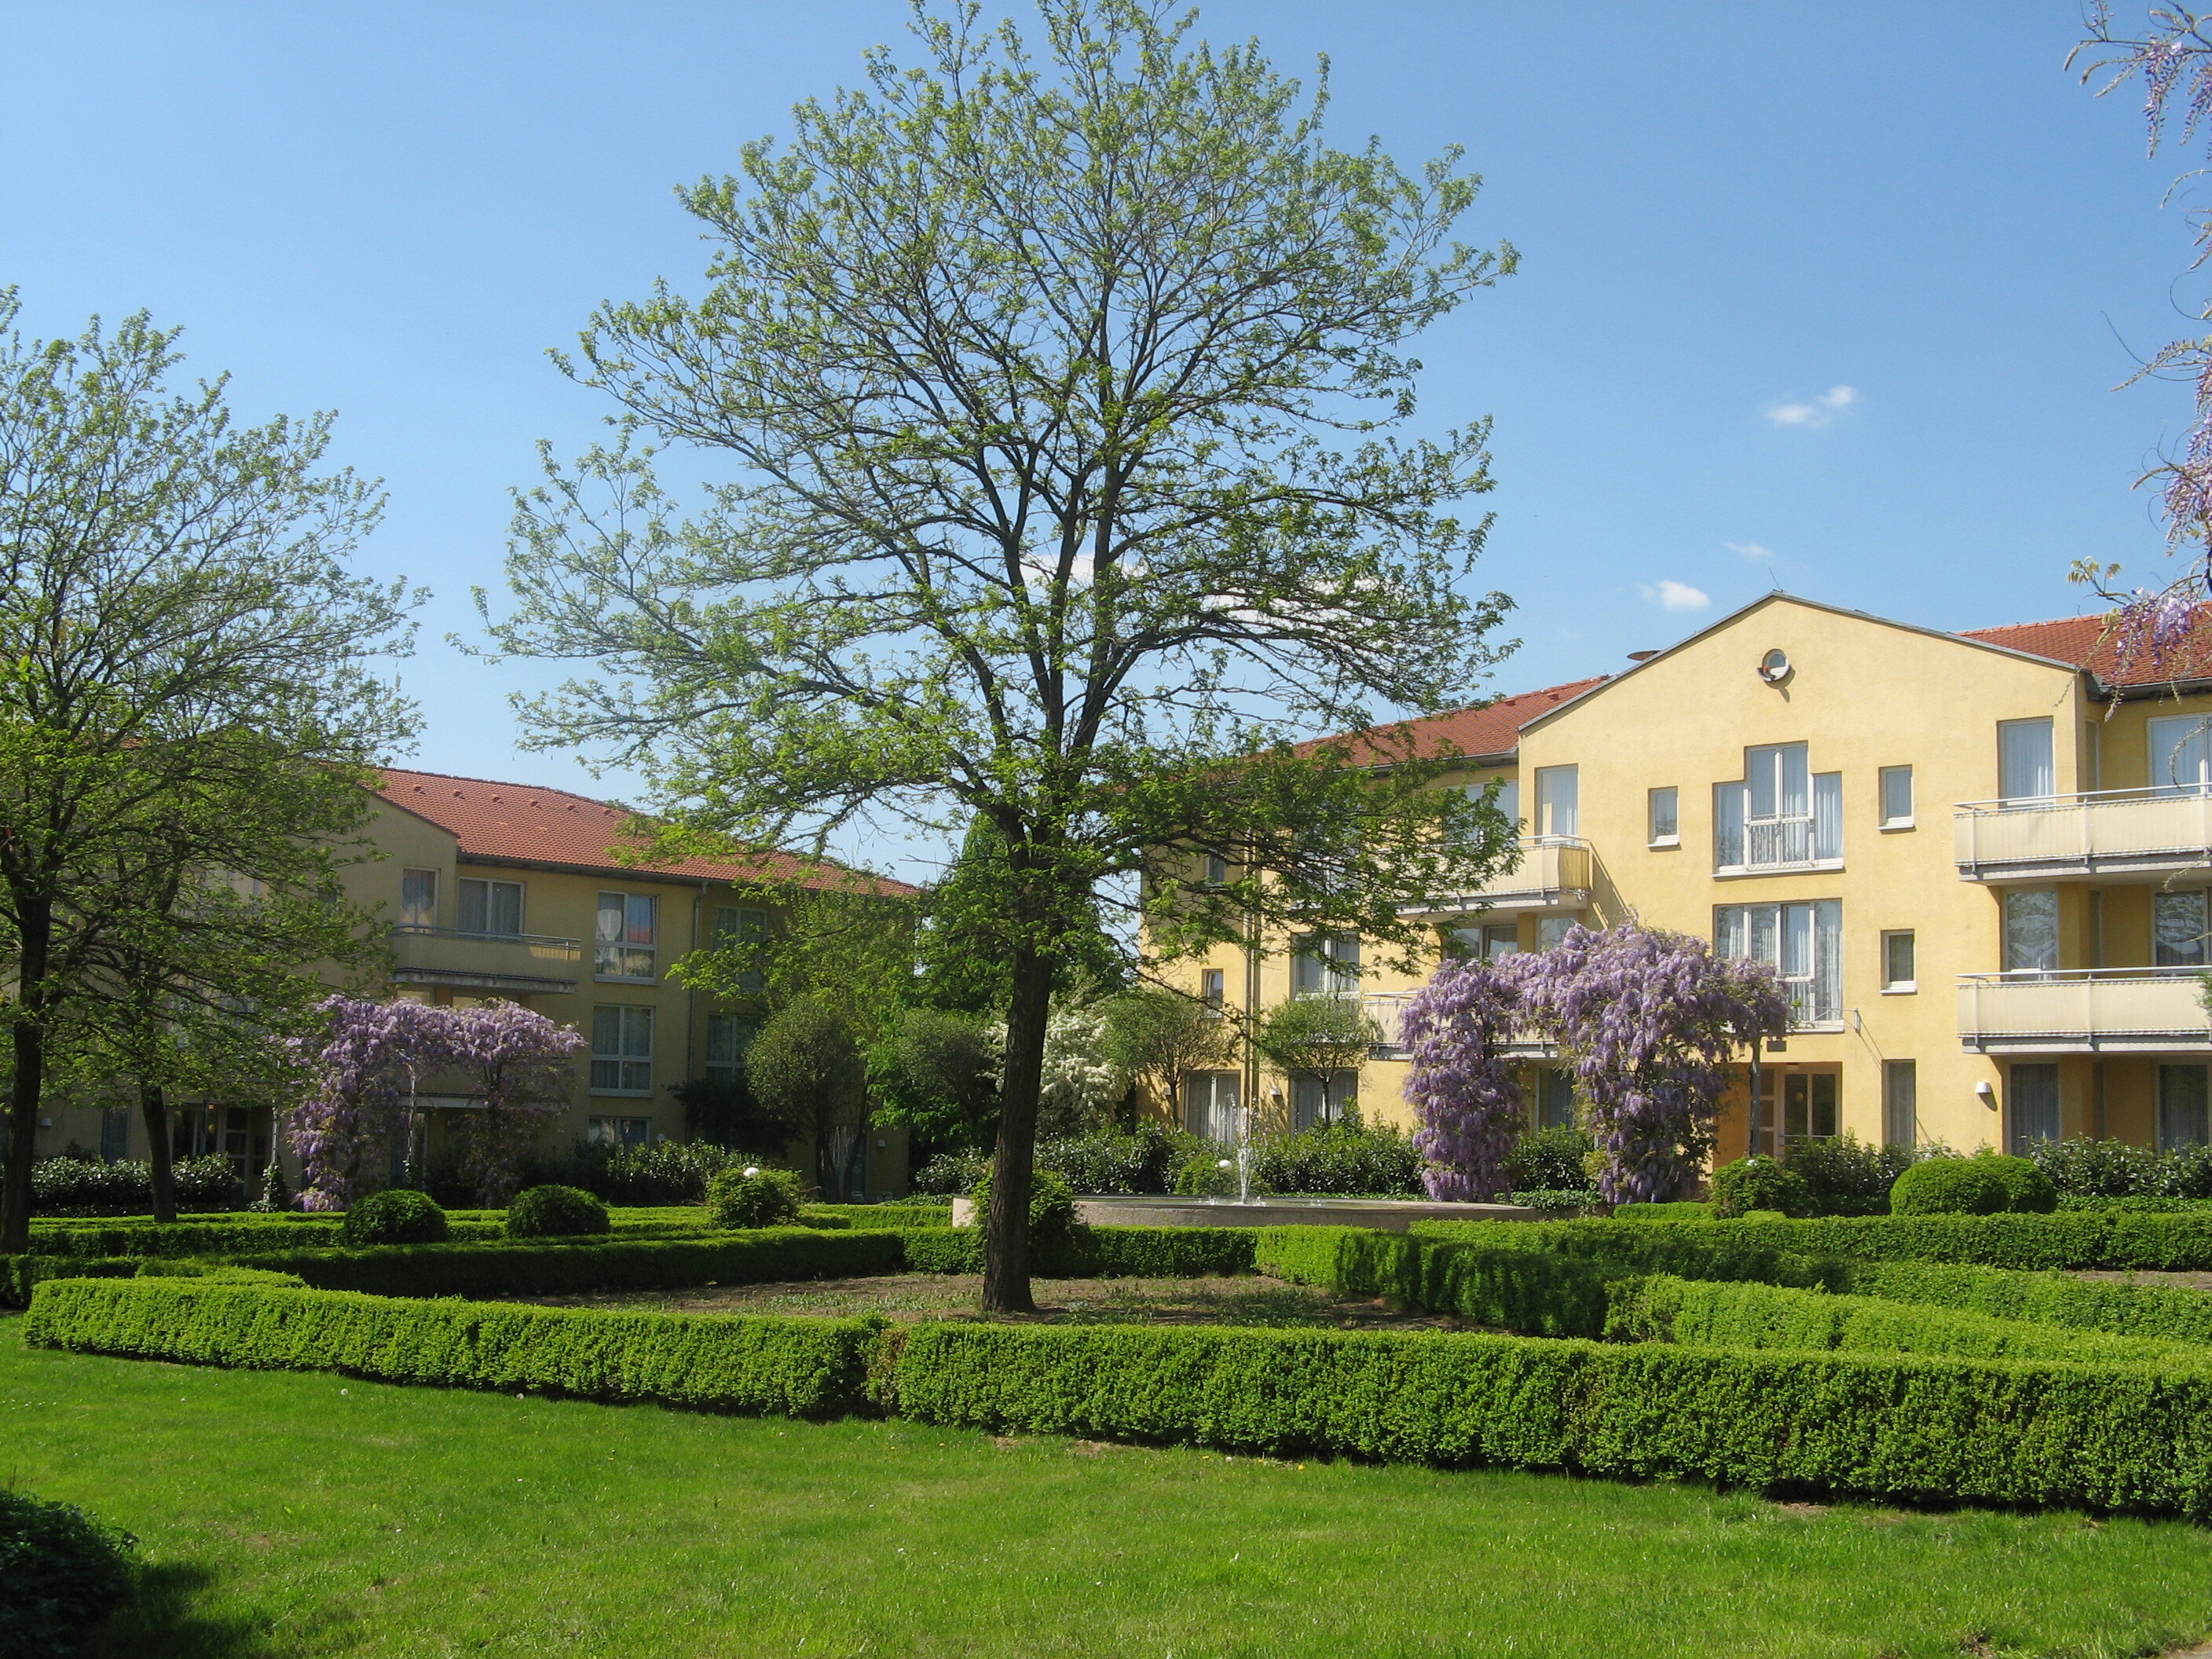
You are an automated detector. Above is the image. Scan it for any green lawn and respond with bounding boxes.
[5,1320,2211,1659]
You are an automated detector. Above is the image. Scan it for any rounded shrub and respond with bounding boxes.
[1709,1155,1810,1219]
[1171,1152,1240,1198]
[969,1167,1078,1243]
[505,1184,611,1238]
[0,1489,137,1657]
[707,1163,804,1229]
[1889,1152,2057,1216]
[342,1188,449,1247]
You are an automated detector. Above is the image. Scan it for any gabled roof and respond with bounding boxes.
[1959,609,2212,689]
[375,768,921,897]
[1316,677,1612,766]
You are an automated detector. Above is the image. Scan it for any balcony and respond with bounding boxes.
[1956,968,2212,1054]
[390,927,582,996]
[1954,789,2212,883]
[1400,837,1593,922]
[1361,991,1558,1062]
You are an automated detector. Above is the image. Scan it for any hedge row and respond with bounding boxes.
[899,1226,1256,1279]
[1839,1258,2212,1348]
[0,1254,140,1307]
[38,1276,2212,1518]
[1413,1210,2212,1272]
[1608,1274,2211,1370]
[23,1277,879,1418]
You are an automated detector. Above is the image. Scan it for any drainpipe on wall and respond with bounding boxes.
[689,879,709,1141]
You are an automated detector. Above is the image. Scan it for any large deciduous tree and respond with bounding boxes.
[0,294,417,1251]
[485,0,1520,1308]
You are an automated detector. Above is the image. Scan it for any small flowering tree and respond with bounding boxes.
[288,997,454,1211]
[441,1001,585,1207]
[1400,955,1525,1200]
[1514,923,1789,1203]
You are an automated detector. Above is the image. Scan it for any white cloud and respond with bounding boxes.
[1766,385,1857,427]
[1726,541,1774,560]
[1639,579,1710,612]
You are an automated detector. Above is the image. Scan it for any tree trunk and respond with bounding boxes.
[0,902,52,1252]
[141,1081,176,1225]
[983,942,1053,1313]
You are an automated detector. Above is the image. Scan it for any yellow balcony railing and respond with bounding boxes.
[390,926,583,995]
[1954,789,2212,881]
[1401,837,1593,921]
[1956,969,2212,1053]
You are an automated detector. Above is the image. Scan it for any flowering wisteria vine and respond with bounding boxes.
[1508,923,1789,1203]
[1400,954,1525,1200]
[289,995,581,1209]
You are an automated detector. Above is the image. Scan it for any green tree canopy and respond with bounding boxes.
[487,0,1520,1308]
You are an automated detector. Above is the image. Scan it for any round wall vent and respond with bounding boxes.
[1757,648,1793,684]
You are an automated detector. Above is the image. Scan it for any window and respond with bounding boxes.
[100,1105,130,1160]
[1782,1071,1839,1141]
[1881,930,1916,992]
[1536,916,1575,950]
[1292,1071,1358,1131]
[1533,766,1578,838]
[1878,766,1914,828]
[1716,900,1844,1026]
[2148,715,2212,797]
[1291,932,1360,995]
[458,877,524,938]
[1185,1071,1240,1141]
[712,905,768,994]
[400,868,438,931]
[1201,969,1226,1013]
[1536,1068,1578,1130]
[2156,890,2208,969]
[1998,717,2055,803]
[1494,778,1522,833]
[597,891,658,980]
[1452,922,1520,960]
[1713,743,1841,870]
[1647,787,1679,847]
[588,1116,651,1149]
[2009,1062,2061,1150]
[705,1013,756,1082]
[1883,1060,1917,1148]
[590,1005,654,1094]
[1202,851,1229,885]
[2004,888,2059,973]
[2159,1064,2210,1150]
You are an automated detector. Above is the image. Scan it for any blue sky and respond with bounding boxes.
[0,2,2195,877]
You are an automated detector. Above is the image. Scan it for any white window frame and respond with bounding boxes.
[597,890,660,982]
[590,1004,654,1096]
[1998,718,2056,804]
[1877,765,1914,830]
[1646,786,1679,848]
[1533,766,1579,840]
[1880,929,1916,994]
[1716,899,1844,1028]
[457,876,525,939]
[1291,932,1360,996]
[1201,968,1226,1013]
[1713,743,1842,874]
[399,868,439,932]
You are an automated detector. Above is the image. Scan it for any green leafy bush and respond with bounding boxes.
[506,1185,612,1239]
[1607,1273,2211,1369]
[968,1169,1076,1244]
[27,1152,244,1215]
[1839,1258,2212,1346]
[2022,1135,2165,1198]
[1035,1124,1183,1194]
[1709,1155,1809,1219]
[1892,1152,2056,1216]
[2059,1194,2212,1212]
[912,1148,991,1196]
[1782,1133,1911,1217]
[1501,1125,1593,1196]
[708,1165,804,1229]
[0,1488,137,1659]
[1507,1188,1599,1212]
[24,1277,879,1419]
[1171,1150,1241,1196]
[343,1188,449,1247]
[1251,1118,1422,1196]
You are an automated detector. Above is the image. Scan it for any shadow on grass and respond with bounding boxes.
[79,1562,284,1659]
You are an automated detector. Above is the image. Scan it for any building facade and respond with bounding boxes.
[33,768,919,1199]
[1172,594,2212,1166]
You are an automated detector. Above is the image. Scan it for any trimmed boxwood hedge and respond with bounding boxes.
[23,1277,879,1419]
[33,1275,2212,1518]
[1839,1258,2212,1347]
[1607,1274,2212,1370]
[0,1254,140,1308]
[899,1225,1255,1279]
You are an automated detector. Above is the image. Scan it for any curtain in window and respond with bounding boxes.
[2159,1064,2210,1150]
[1883,1060,1917,1148]
[2148,716,2212,797]
[1998,719,2055,802]
[1812,773,1843,860]
[2003,888,2059,973]
[2008,1064,2061,1149]
[1715,900,1842,1024]
[2155,890,2208,968]
[1713,781,1745,868]
[1185,1071,1240,1141]
[1534,767,1578,838]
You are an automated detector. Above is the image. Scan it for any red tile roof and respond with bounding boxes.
[375,768,921,897]
[1959,608,2212,688]
[1315,677,1613,765]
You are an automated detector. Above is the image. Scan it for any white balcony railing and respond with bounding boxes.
[1361,991,1557,1060]
[1401,836,1593,921]
[1954,788,2212,881]
[1956,967,2212,1053]
[390,926,583,995]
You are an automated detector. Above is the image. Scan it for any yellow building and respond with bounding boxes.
[1173,593,2212,1169]
[35,767,918,1199]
